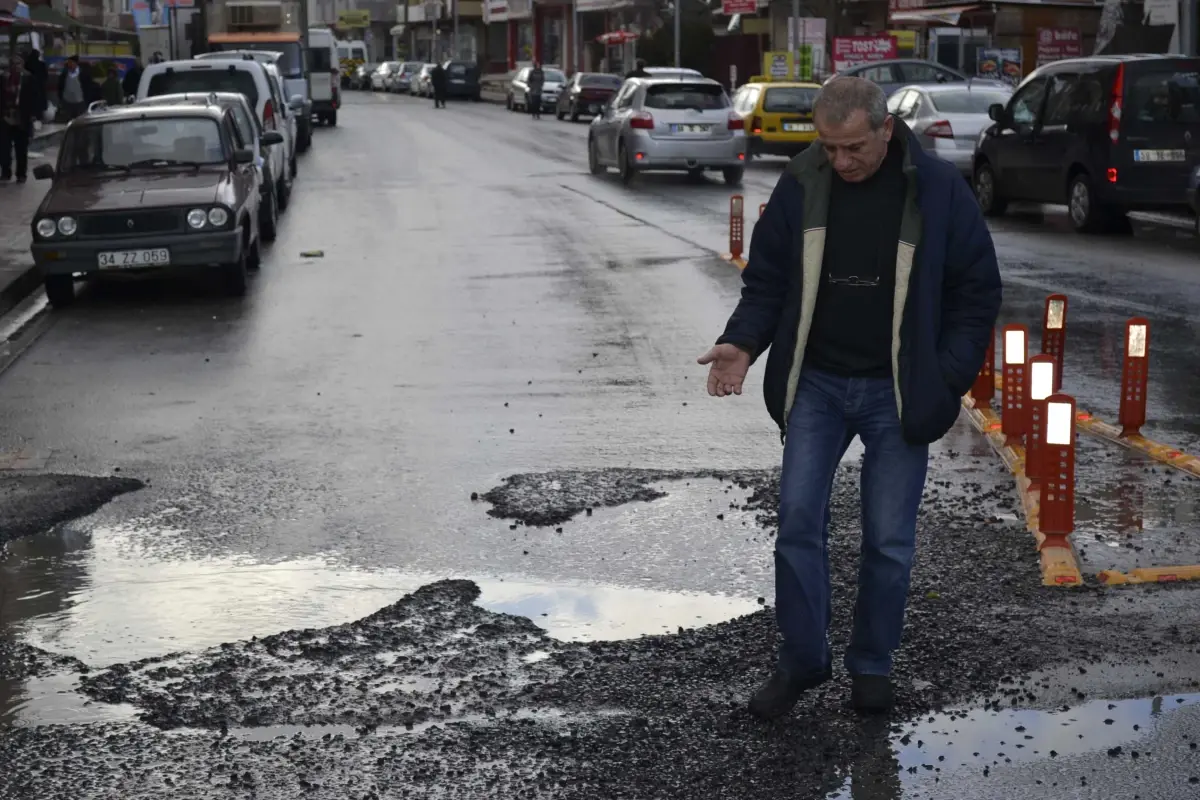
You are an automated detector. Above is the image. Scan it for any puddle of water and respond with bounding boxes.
[0,522,759,725]
[826,692,1200,798]
[0,672,141,728]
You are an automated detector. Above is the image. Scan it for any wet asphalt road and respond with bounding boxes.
[1,91,1199,798]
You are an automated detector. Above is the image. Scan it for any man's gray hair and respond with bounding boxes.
[812,77,889,131]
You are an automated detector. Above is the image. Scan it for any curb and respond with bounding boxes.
[0,265,41,320]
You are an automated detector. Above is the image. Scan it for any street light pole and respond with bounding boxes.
[673,0,680,68]
[453,0,459,59]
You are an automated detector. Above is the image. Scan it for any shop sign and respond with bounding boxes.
[831,35,897,73]
[976,47,1022,87]
[338,9,370,27]
[1036,27,1082,67]
[722,0,757,15]
[888,29,917,55]
[764,51,791,80]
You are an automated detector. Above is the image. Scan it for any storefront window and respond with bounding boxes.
[541,17,562,67]
[517,20,533,63]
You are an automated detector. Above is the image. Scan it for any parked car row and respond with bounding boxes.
[353,60,482,100]
[29,50,323,307]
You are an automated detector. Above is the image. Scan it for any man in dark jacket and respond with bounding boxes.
[526,62,545,119]
[698,77,1001,718]
[625,59,650,78]
[1,53,39,182]
[122,58,144,99]
[431,61,447,108]
[23,49,48,118]
[57,56,98,120]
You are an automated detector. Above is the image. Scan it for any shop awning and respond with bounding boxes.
[596,30,638,44]
[0,10,62,29]
[889,4,986,25]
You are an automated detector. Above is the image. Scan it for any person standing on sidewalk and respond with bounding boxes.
[431,62,447,109]
[526,62,545,119]
[23,49,48,121]
[697,76,1001,718]
[57,56,94,121]
[0,53,38,183]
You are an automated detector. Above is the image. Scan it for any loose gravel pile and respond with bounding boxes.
[0,473,143,548]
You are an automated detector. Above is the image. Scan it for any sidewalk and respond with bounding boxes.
[0,129,62,317]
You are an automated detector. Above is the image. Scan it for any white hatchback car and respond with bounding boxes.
[138,58,297,216]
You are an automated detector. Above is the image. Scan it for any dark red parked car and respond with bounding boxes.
[556,72,623,122]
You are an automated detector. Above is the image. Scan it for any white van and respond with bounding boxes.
[307,28,339,126]
[205,32,313,152]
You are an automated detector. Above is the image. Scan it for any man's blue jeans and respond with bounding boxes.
[775,367,929,679]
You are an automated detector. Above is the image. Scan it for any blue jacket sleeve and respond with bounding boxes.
[938,175,1003,393]
[715,174,799,363]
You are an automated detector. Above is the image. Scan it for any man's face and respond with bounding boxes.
[815,108,893,183]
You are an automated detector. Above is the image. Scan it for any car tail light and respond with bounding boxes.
[728,113,743,131]
[751,115,762,134]
[263,99,275,128]
[630,111,654,130]
[1107,167,1118,183]
[1108,62,1124,145]
[923,120,954,138]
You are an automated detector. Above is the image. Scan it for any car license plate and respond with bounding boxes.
[451,79,464,84]
[783,122,815,132]
[98,248,170,269]
[670,124,711,134]
[1134,149,1186,162]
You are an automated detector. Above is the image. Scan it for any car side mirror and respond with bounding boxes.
[233,148,256,164]
[289,94,304,111]
[33,164,54,180]
[260,131,285,147]
[987,103,1004,122]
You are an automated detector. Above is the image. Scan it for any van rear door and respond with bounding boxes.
[1118,58,1200,201]
[307,37,335,103]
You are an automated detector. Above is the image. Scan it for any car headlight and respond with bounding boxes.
[57,216,77,236]
[36,218,58,238]
[208,207,229,227]
[186,208,209,229]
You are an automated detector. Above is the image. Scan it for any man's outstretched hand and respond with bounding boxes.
[697,344,752,397]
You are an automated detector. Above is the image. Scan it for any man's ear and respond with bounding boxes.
[882,113,895,141]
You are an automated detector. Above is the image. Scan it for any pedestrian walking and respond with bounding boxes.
[57,56,95,121]
[23,49,48,120]
[625,59,650,79]
[101,66,124,107]
[698,76,1001,718]
[431,61,447,109]
[527,61,545,119]
[122,58,144,100]
[0,53,38,182]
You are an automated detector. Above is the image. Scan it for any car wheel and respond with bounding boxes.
[505,94,513,110]
[588,137,606,176]
[223,244,249,297]
[44,275,75,308]
[722,166,744,187]
[247,237,262,271]
[974,163,1007,216]
[259,188,278,243]
[618,141,636,186]
[277,175,290,213]
[1067,172,1103,233]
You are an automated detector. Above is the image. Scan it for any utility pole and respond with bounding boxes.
[789,0,799,79]
[452,0,458,59]
[298,0,310,51]
[572,0,579,72]
[402,0,409,58]
[673,0,680,67]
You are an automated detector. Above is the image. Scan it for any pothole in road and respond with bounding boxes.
[826,692,1200,798]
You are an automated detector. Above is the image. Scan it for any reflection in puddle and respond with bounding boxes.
[827,692,1200,798]
[0,522,759,725]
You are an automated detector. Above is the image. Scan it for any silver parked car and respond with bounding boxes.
[887,82,1013,176]
[414,64,437,96]
[642,67,704,79]
[507,66,566,113]
[588,77,746,185]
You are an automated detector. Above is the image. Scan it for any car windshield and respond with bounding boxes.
[762,86,817,113]
[644,83,729,110]
[1129,69,1200,124]
[147,69,259,106]
[929,88,1012,113]
[447,62,470,76]
[61,117,226,173]
[206,42,303,78]
[404,62,423,72]
[543,69,566,83]
[581,74,621,88]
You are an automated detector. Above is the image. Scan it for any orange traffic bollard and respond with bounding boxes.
[729,195,745,261]
[1039,392,1077,551]
[1041,294,1068,391]
[1026,354,1057,490]
[1001,324,1029,448]
[1119,317,1149,438]
[969,328,995,405]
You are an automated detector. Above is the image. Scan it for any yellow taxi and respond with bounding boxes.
[731,79,822,159]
